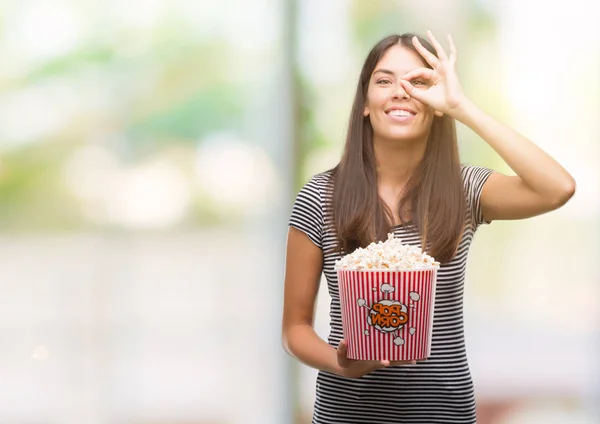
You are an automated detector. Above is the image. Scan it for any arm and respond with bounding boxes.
[281,227,339,374]
[402,31,576,222]
[281,228,391,377]
[451,100,576,222]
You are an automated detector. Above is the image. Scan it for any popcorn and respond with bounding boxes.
[334,233,440,270]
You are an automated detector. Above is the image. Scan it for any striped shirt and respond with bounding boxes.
[289,165,494,424]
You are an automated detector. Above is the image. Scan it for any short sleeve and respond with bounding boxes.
[461,164,494,230]
[288,176,324,249]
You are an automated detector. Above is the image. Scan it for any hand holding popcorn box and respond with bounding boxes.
[335,234,439,362]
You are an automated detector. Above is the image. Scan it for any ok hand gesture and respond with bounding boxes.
[400,30,467,116]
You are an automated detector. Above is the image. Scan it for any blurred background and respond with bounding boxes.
[0,0,598,423]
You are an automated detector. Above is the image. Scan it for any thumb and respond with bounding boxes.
[337,340,347,356]
[337,340,350,367]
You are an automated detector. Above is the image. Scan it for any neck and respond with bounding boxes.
[374,136,427,189]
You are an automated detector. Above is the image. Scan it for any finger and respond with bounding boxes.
[390,360,418,366]
[367,360,389,373]
[412,36,439,68]
[426,30,448,61]
[401,68,434,82]
[447,33,457,62]
[399,79,415,96]
[360,359,387,367]
[400,79,428,102]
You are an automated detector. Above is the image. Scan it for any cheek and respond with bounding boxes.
[366,90,386,108]
[421,112,434,126]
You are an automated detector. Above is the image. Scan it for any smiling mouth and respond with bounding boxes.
[385,109,416,122]
[386,109,415,117]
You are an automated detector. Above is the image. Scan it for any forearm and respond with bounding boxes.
[283,324,341,375]
[451,98,576,201]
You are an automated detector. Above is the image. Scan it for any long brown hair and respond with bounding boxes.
[331,33,465,263]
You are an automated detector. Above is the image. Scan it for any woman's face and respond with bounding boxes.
[364,44,438,144]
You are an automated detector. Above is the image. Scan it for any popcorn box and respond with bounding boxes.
[337,268,437,361]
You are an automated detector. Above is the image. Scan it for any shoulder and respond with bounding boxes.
[460,164,494,181]
[298,170,334,197]
[310,170,334,188]
[460,164,495,190]
[460,164,496,228]
[290,171,334,248]
[292,170,335,211]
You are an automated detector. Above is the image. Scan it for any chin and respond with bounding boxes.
[377,129,425,143]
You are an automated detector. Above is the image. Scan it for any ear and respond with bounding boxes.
[364,106,370,117]
[434,110,443,117]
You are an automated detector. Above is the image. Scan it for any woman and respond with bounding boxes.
[282,31,575,423]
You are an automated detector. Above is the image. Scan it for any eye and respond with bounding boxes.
[410,79,427,86]
[376,79,392,85]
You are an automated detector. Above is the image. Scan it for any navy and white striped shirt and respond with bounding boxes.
[289,165,494,424]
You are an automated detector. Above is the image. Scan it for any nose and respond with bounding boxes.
[393,81,410,100]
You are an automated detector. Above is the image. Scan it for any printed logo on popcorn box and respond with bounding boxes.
[358,283,422,346]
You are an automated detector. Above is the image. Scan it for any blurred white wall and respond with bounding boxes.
[0,1,598,424]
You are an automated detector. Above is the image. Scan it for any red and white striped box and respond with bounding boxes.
[337,268,437,361]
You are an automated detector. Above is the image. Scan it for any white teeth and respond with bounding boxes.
[388,109,413,117]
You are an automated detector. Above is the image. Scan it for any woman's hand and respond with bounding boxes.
[400,30,467,116]
[335,340,416,378]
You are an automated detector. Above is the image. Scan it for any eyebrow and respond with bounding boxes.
[372,68,395,77]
